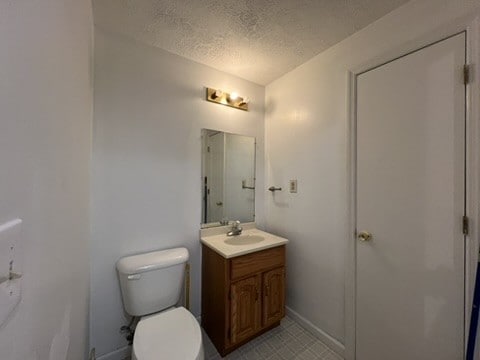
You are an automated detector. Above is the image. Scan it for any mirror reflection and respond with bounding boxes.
[201,129,255,226]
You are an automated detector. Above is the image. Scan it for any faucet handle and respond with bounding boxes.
[226,221,242,236]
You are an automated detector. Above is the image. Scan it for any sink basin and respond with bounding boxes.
[224,234,265,245]
[201,225,289,258]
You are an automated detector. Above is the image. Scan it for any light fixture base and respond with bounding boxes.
[206,87,249,111]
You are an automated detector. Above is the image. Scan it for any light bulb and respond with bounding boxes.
[241,97,250,105]
[230,92,239,100]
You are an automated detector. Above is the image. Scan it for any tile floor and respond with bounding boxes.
[203,316,343,360]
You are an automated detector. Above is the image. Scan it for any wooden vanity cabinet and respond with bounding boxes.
[230,275,261,344]
[262,267,286,327]
[201,245,286,356]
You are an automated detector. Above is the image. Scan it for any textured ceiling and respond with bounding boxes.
[93,0,410,85]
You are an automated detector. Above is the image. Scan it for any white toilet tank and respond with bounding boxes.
[116,247,189,316]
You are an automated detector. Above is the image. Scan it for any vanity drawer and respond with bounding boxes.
[230,246,285,280]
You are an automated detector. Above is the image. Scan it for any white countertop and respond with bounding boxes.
[200,223,288,258]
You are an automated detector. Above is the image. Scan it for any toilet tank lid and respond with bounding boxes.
[116,247,189,275]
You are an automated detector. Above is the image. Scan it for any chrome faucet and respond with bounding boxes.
[227,221,242,236]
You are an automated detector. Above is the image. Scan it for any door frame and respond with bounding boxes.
[345,18,480,360]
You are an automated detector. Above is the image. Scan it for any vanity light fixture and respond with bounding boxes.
[206,87,249,111]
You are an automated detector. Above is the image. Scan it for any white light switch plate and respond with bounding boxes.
[0,219,22,327]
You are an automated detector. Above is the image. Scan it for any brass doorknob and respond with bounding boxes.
[358,231,372,242]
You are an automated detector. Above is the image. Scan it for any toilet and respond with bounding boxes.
[116,247,204,360]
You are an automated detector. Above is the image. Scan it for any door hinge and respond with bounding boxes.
[464,64,471,85]
[463,215,469,235]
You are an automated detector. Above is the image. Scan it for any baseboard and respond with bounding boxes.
[97,346,131,360]
[286,306,345,358]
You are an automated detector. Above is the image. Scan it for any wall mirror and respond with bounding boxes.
[201,129,255,227]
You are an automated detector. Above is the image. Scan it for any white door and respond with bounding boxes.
[224,133,255,222]
[206,132,225,223]
[356,33,466,360]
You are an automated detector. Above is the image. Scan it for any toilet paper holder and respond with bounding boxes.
[268,186,282,192]
[0,260,22,285]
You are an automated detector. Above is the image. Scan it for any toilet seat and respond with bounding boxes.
[132,307,204,360]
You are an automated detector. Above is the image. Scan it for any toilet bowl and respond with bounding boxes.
[132,307,203,360]
[116,248,204,360]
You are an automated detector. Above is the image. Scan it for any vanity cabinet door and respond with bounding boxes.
[262,267,285,328]
[230,275,261,344]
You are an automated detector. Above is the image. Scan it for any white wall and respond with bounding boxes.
[0,1,93,360]
[265,0,480,349]
[91,28,265,358]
